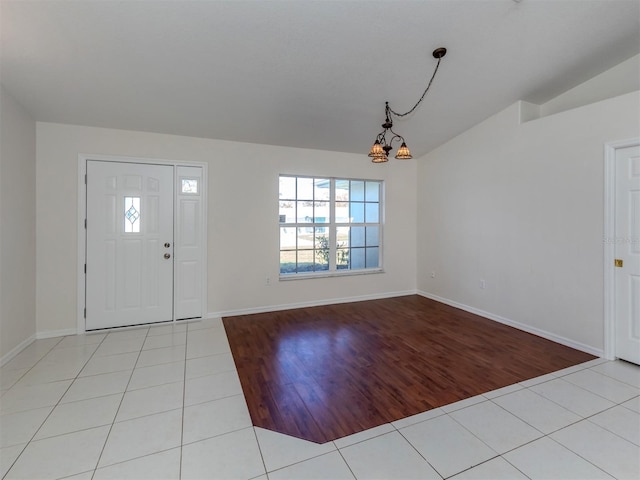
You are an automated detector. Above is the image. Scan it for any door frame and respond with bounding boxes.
[76,154,208,333]
[603,138,640,360]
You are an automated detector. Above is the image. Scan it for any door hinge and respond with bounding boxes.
[84,218,87,229]
[84,264,87,274]
[85,174,87,185]
[615,259,623,268]
[83,308,86,318]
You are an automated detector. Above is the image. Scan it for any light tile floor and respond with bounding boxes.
[1,317,639,480]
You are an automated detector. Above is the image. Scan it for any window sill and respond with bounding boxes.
[279,268,384,281]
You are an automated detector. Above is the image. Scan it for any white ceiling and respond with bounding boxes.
[2,0,639,158]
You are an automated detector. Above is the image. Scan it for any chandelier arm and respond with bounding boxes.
[388,56,442,118]
[387,129,405,146]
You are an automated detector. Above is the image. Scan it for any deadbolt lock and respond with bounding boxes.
[164,242,171,248]
[164,253,171,259]
[614,259,623,268]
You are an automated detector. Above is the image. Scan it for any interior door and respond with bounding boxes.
[86,161,174,330]
[614,145,640,364]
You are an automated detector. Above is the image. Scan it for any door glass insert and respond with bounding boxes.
[181,178,199,194]
[124,196,141,233]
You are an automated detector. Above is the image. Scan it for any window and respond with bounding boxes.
[279,175,382,277]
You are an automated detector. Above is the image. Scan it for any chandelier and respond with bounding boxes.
[368,47,447,163]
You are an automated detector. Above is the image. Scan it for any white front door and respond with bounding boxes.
[86,161,174,330]
[614,145,640,364]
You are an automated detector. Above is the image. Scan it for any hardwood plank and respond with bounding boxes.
[223,295,595,443]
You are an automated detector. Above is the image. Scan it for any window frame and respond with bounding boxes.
[278,174,384,280]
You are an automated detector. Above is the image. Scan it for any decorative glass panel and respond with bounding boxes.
[124,196,141,233]
[181,178,198,194]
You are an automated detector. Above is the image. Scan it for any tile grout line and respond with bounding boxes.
[0,336,65,394]
[91,328,151,479]
[179,323,191,480]
[2,334,106,480]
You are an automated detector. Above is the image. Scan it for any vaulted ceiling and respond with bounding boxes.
[2,0,639,158]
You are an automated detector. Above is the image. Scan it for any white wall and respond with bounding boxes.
[417,91,640,354]
[0,85,37,362]
[541,54,639,117]
[36,123,417,334]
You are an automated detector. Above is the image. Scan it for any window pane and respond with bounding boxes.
[366,226,379,247]
[280,227,296,250]
[314,230,329,250]
[279,201,295,224]
[297,201,314,223]
[350,202,364,223]
[314,201,329,223]
[297,250,314,272]
[365,181,379,202]
[297,177,314,200]
[279,176,296,200]
[336,226,350,249]
[335,200,349,223]
[297,227,314,249]
[280,251,296,274]
[336,248,349,269]
[351,226,365,247]
[351,247,365,269]
[314,178,330,201]
[366,247,379,268]
[335,179,349,201]
[351,181,365,201]
[124,196,140,233]
[365,203,379,223]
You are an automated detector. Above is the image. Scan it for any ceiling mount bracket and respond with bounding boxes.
[432,47,447,59]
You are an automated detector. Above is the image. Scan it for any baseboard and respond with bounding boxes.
[1,334,36,367]
[209,290,418,318]
[417,290,604,357]
[36,328,78,340]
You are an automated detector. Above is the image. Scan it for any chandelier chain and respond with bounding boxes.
[388,56,443,118]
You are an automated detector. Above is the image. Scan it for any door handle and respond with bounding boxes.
[164,243,171,248]
[164,253,171,259]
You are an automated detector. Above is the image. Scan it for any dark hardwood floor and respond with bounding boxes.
[223,295,595,443]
